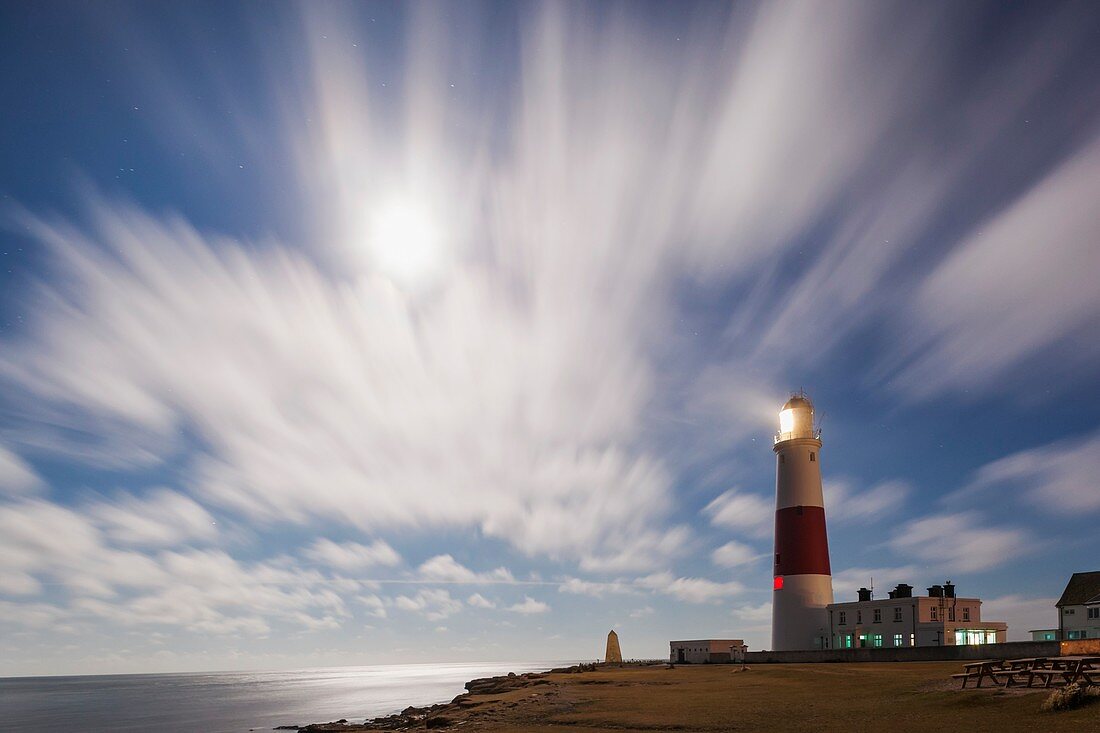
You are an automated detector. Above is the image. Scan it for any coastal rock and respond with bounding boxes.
[424,715,454,728]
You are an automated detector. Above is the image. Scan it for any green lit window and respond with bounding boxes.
[872,634,883,648]
[893,634,904,647]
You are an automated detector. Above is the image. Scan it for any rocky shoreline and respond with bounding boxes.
[279,663,601,732]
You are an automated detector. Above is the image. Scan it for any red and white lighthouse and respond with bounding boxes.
[771,392,833,651]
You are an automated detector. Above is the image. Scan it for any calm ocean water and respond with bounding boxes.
[0,661,571,732]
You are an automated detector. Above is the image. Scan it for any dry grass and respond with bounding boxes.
[1042,683,1100,713]
[474,663,1100,732]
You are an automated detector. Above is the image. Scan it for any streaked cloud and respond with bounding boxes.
[703,489,773,538]
[304,539,402,571]
[889,512,1029,573]
[0,445,41,496]
[967,430,1100,514]
[823,479,909,525]
[90,488,217,547]
[710,540,760,568]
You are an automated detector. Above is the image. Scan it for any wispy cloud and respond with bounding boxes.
[823,479,908,525]
[889,512,1029,573]
[0,445,41,496]
[703,489,773,538]
[304,539,402,571]
[636,571,744,604]
[894,133,1100,399]
[506,596,549,615]
[965,430,1100,514]
[710,540,761,568]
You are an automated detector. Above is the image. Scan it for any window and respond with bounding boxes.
[893,607,902,622]
[841,634,852,648]
[930,606,938,621]
[857,611,862,624]
[893,634,904,647]
[1088,608,1099,619]
[838,611,847,625]
[956,630,998,645]
[910,633,915,646]
[872,634,883,648]
[962,607,970,621]
[1068,630,1086,640]
[810,452,816,462]
[873,609,882,623]
[948,607,955,622]
[1065,608,1075,615]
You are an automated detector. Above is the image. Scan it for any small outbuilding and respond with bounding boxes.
[669,639,745,664]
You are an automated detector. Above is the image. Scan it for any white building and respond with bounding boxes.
[1057,571,1100,641]
[669,639,745,664]
[827,583,1006,649]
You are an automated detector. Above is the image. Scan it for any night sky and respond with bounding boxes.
[2,1,1100,675]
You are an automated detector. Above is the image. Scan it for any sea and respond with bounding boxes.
[0,660,572,732]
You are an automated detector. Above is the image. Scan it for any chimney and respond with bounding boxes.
[944,582,955,598]
[894,584,913,599]
[857,587,872,602]
[927,585,944,598]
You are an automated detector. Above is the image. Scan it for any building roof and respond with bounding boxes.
[1056,571,1100,607]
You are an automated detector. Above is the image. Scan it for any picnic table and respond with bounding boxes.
[952,660,1006,688]
[952,656,1100,689]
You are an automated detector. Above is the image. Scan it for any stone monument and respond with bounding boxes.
[605,629,623,664]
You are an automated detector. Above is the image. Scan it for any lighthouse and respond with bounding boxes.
[771,392,833,651]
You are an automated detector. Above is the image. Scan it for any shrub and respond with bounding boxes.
[1041,683,1100,712]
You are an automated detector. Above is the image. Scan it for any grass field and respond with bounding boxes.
[469,662,1100,732]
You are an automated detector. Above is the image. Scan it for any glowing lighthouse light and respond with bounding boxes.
[779,408,796,435]
[771,392,834,651]
[366,195,447,289]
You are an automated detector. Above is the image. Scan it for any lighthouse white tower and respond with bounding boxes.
[771,392,833,651]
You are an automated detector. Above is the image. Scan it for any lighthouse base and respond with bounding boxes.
[772,574,833,651]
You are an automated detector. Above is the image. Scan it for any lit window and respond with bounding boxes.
[893,607,902,622]
[910,633,915,645]
[962,607,970,621]
[893,634,904,647]
[873,609,882,623]
[872,634,883,648]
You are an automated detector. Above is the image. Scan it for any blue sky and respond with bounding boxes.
[1,0,1099,676]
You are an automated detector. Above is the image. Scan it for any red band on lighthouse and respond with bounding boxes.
[773,505,831,576]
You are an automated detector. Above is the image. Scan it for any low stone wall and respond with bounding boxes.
[1061,639,1100,656]
[743,640,1060,664]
